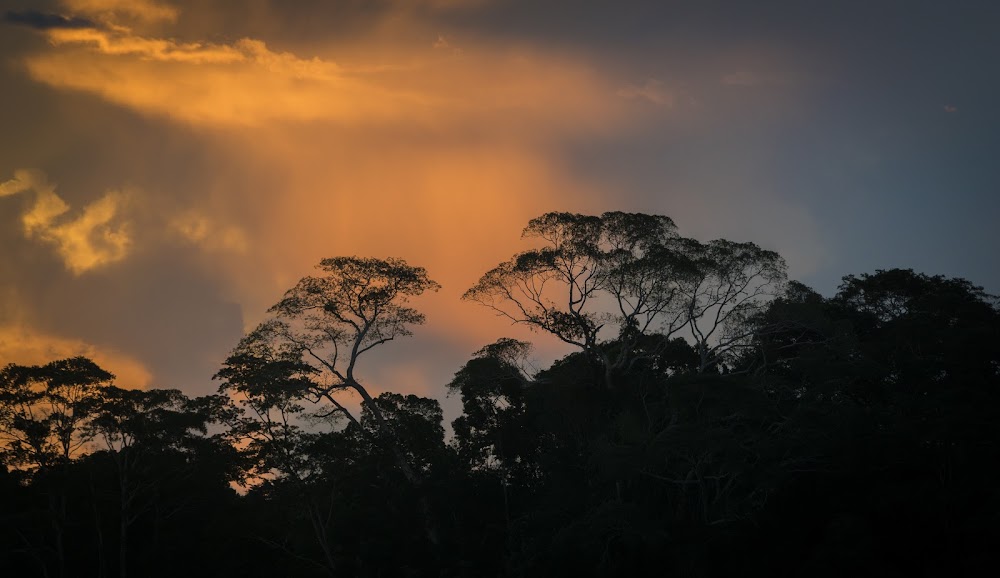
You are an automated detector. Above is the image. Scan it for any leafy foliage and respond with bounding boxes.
[0,357,112,471]
[465,212,786,383]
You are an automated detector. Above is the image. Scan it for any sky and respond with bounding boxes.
[1,0,998,414]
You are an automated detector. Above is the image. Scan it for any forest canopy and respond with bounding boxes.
[2,212,998,577]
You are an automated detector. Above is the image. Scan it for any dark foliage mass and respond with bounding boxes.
[2,213,998,577]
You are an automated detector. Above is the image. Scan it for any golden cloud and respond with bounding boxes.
[0,169,132,275]
[169,211,249,254]
[0,323,153,388]
[45,27,246,63]
[24,21,622,133]
[8,1,659,391]
[11,2,631,340]
[26,33,423,127]
[61,0,178,24]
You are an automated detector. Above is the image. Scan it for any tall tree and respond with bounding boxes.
[0,357,113,578]
[216,255,443,568]
[673,238,787,372]
[464,212,691,385]
[464,212,786,383]
[0,357,112,470]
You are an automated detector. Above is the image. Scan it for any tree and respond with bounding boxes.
[0,357,113,578]
[215,339,340,573]
[449,339,537,551]
[220,256,440,473]
[215,334,319,486]
[736,270,1000,576]
[464,212,692,385]
[449,339,534,472]
[824,268,1000,412]
[464,212,786,383]
[0,357,112,471]
[673,238,787,372]
[84,387,234,578]
[215,256,443,568]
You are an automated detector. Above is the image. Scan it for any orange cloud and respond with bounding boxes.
[45,27,245,63]
[11,3,633,340]
[8,0,675,395]
[24,20,622,134]
[61,0,178,24]
[0,323,153,388]
[169,211,249,254]
[0,169,132,275]
[25,32,384,127]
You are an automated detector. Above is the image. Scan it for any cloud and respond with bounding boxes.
[0,170,132,275]
[61,0,178,25]
[169,211,249,254]
[22,16,621,133]
[944,104,957,113]
[0,170,37,197]
[2,0,688,397]
[44,27,250,63]
[0,323,153,388]
[37,192,132,275]
[24,29,419,127]
[3,10,96,30]
[617,78,672,106]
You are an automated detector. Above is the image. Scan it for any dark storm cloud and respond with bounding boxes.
[4,10,95,30]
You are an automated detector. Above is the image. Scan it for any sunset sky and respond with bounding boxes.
[1,0,998,413]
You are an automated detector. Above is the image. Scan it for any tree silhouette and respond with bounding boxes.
[0,357,112,471]
[465,212,692,386]
[84,387,233,578]
[0,357,113,577]
[0,242,997,577]
[672,238,786,372]
[465,212,786,384]
[216,256,443,572]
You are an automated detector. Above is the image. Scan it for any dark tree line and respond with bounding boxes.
[2,212,998,577]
